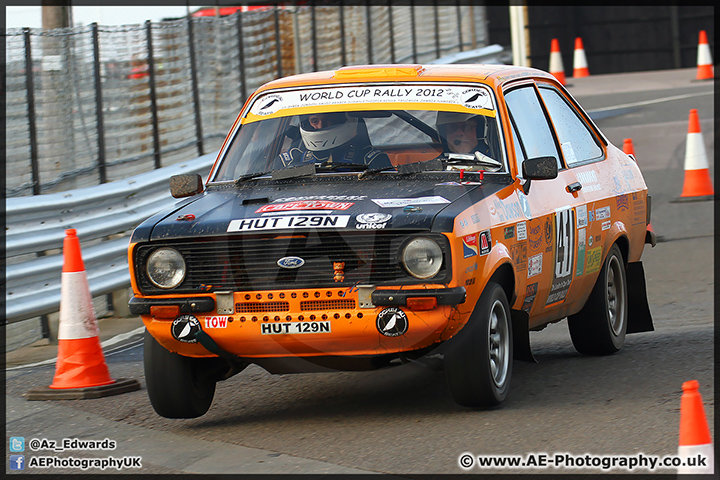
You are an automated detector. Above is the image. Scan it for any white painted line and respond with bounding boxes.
[6,326,146,371]
[589,91,713,112]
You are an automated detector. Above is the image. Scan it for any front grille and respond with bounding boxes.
[135,231,450,294]
[300,299,356,311]
[236,301,290,313]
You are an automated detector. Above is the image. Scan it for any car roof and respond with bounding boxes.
[253,64,557,95]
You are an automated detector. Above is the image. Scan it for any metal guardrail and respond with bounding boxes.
[5,152,218,324]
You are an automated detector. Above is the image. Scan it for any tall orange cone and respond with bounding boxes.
[549,38,566,85]
[572,37,590,78]
[677,109,714,201]
[677,380,714,475]
[622,138,635,158]
[695,30,713,80]
[26,229,140,400]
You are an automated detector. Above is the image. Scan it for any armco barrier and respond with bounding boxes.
[5,152,218,325]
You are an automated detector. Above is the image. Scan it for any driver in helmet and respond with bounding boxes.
[436,111,493,156]
[435,111,502,172]
[277,112,392,169]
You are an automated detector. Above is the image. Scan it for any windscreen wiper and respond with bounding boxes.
[234,163,317,184]
[314,162,370,172]
[234,170,273,184]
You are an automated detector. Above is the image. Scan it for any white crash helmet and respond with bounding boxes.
[300,112,359,152]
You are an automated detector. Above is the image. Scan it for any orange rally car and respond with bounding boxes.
[128,63,655,418]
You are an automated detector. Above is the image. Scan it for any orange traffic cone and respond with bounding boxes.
[622,138,635,157]
[677,109,714,201]
[549,38,566,85]
[572,37,590,78]
[695,30,713,80]
[677,380,714,475]
[26,229,140,400]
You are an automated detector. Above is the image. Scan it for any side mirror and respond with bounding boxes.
[522,156,558,180]
[170,174,204,198]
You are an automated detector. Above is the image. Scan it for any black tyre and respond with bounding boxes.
[444,282,513,407]
[568,244,628,355]
[144,330,218,418]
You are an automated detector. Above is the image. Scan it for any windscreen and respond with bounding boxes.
[212,83,503,182]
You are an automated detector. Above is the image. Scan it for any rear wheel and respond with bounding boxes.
[568,244,628,355]
[144,330,219,418]
[444,282,513,407]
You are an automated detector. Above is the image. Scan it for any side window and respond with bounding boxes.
[504,86,562,177]
[539,86,603,166]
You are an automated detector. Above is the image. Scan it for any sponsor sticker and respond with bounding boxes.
[355,212,392,230]
[479,230,492,255]
[504,226,515,239]
[595,206,611,220]
[228,215,350,231]
[602,220,611,231]
[246,85,496,122]
[510,242,527,273]
[522,282,538,313]
[252,94,283,115]
[372,196,450,208]
[516,221,527,241]
[616,194,629,211]
[576,169,601,192]
[576,228,586,277]
[463,233,478,258]
[576,205,588,228]
[171,315,201,343]
[256,200,354,213]
[585,247,603,274]
[205,316,229,329]
[376,307,409,337]
[528,253,543,277]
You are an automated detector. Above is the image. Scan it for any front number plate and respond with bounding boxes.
[260,321,331,335]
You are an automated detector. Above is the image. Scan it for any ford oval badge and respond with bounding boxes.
[277,256,305,269]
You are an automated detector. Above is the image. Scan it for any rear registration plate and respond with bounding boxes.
[260,321,331,335]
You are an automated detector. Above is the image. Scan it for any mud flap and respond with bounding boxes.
[510,309,536,363]
[626,261,654,334]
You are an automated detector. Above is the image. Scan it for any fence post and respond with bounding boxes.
[24,27,41,196]
[91,23,107,183]
[274,5,283,77]
[434,0,441,58]
[236,12,247,105]
[411,0,418,63]
[456,0,464,52]
[186,15,205,156]
[387,1,396,63]
[145,20,162,169]
[365,0,373,63]
[339,1,347,66]
[311,2,318,71]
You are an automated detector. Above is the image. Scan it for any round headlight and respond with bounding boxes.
[401,237,443,279]
[146,248,186,289]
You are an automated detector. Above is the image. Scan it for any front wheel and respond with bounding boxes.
[144,330,219,418]
[444,282,513,407]
[568,244,628,355]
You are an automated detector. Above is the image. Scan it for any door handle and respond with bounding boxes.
[567,182,582,193]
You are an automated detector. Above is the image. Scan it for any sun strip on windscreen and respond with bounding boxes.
[242,84,496,124]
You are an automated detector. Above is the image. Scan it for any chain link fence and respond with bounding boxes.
[5,3,488,198]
